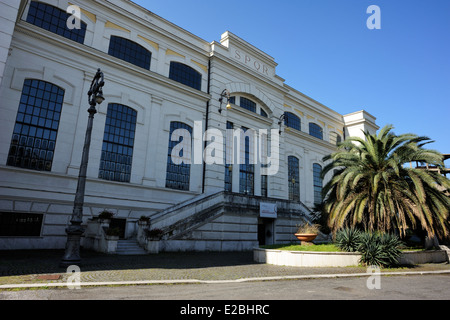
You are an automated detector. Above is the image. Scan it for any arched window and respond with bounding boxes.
[166,121,192,191]
[309,123,323,140]
[288,156,300,201]
[7,79,65,171]
[26,1,87,44]
[313,163,323,205]
[108,36,151,70]
[169,62,202,90]
[284,112,301,131]
[99,103,137,183]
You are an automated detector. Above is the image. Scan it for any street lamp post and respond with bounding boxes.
[60,69,105,268]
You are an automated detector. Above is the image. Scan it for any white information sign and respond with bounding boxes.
[260,203,277,219]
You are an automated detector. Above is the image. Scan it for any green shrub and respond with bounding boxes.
[335,228,362,252]
[358,232,403,267]
[336,228,403,267]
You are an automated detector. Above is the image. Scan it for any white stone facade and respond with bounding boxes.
[0,0,378,251]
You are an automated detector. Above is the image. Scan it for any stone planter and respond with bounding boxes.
[254,248,449,267]
[294,234,318,243]
[146,240,160,254]
[104,235,119,254]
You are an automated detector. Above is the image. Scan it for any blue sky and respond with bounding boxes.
[133,0,450,157]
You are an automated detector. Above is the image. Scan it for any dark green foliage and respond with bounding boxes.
[335,228,362,252]
[336,229,404,267]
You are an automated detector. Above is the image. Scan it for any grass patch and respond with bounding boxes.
[260,243,342,252]
[260,243,426,252]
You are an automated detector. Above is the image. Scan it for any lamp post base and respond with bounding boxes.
[60,225,84,268]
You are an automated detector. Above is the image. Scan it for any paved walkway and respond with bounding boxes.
[1,249,449,290]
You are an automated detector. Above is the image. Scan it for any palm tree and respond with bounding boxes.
[322,125,450,240]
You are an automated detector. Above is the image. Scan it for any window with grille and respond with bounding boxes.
[309,123,323,140]
[261,174,268,198]
[166,122,192,191]
[313,163,323,205]
[284,112,301,131]
[26,1,87,44]
[288,156,300,201]
[225,121,233,192]
[99,103,137,183]
[239,97,256,113]
[169,62,202,90]
[7,79,64,171]
[108,36,151,70]
[239,127,254,195]
[0,212,43,237]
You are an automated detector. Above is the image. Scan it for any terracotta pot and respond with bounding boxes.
[294,233,317,242]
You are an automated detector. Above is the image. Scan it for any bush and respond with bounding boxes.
[336,229,403,267]
[145,228,164,240]
[105,227,121,237]
[335,228,362,252]
[295,223,321,234]
[98,210,115,220]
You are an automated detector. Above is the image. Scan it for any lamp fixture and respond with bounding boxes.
[218,89,231,113]
[278,113,285,135]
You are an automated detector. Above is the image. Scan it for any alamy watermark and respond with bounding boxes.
[66,5,81,30]
[66,265,81,290]
[367,5,381,30]
[170,122,280,176]
[366,266,381,290]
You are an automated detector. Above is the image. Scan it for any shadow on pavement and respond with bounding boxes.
[0,249,257,276]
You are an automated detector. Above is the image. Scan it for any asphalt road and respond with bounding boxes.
[2,274,449,300]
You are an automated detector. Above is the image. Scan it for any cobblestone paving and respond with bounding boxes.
[1,249,449,287]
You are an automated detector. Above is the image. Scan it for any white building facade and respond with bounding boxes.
[0,0,378,252]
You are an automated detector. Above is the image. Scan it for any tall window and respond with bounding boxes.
[169,62,202,90]
[7,79,64,171]
[108,36,151,70]
[261,174,268,198]
[288,156,300,201]
[225,121,233,192]
[99,104,137,183]
[284,112,301,131]
[309,123,323,140]
[26,1,87,44]
[166,122,192,191]
[239,127,254,195]
[313,164,323,205]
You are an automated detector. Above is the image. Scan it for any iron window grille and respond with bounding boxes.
[169,62,202,90]
[26,1,87,44]
[108,36,151,70]
[99,103,137,183]
[166,121,192,191]
[7,79,64,172]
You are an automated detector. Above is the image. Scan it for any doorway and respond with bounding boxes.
[109,218,126,239]
[258,218,275,246]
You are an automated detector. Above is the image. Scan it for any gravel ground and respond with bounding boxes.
[1,249,449,287]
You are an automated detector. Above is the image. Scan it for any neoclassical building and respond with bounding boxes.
[0,0,378,252]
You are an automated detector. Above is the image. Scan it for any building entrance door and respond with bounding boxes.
[258,218,274,246]
[109,218,126,239]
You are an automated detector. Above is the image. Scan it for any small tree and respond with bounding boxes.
[322,125,450,241]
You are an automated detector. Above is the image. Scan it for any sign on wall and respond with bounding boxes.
[260,202,277,219]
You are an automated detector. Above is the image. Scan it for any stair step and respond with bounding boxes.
[116,240,147,255]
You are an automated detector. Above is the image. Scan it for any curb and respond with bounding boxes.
[1,269,450,290]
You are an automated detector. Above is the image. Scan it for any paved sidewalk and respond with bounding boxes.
[1,249,449,290]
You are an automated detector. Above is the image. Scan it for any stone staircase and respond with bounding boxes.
[116,239,147,255]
